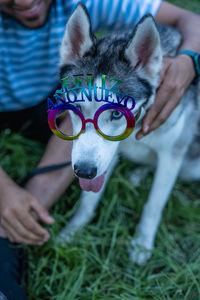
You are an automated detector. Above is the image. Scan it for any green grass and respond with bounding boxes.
[1,130,200,300]
[1,1,200,299]
[167,0,200,12]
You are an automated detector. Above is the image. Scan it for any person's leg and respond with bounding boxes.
[0,100,52,143]
[0,237,27,300]
[0,225,27,300]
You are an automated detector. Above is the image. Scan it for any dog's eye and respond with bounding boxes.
[111,110,123,120]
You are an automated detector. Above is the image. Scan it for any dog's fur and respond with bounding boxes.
[57,3,200,265]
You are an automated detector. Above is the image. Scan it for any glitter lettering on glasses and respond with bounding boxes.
[47,102,135,141]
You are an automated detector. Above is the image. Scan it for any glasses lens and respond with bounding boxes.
[97,109,127,137]
[55,109,82,137]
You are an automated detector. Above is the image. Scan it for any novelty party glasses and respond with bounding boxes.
[47,102,135,141]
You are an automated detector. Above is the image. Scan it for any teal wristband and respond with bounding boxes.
[178,50,200,80]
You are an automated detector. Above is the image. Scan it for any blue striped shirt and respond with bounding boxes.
[0,0,161,112]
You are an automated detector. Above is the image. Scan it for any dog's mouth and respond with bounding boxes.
[79,173,106,193]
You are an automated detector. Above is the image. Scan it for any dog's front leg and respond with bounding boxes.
[129,151,184,265]
[57,156,118,244]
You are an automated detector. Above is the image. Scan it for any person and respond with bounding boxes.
[0,0,199,299]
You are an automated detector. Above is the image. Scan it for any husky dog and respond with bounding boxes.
[57,3,200,265]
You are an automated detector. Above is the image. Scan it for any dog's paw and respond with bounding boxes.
[56,226,77,246]
[129,238,153,266]
[129,167,150,188]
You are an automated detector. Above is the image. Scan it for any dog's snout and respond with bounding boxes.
[74,163,97,179]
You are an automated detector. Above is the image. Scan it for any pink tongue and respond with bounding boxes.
[79,173,105,193]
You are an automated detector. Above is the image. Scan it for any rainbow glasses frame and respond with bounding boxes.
[47,102,135,141]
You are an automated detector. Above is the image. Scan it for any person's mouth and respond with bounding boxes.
[13,1,43,19]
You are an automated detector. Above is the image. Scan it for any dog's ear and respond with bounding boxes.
[60,3,95,66]
[125,15,162,82]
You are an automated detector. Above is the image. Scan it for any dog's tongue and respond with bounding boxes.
[79,173,105,193]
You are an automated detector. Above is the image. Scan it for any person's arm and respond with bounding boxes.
[25,130,74,211]
[156,1,200,52]
[136,1,199,139]
[0,117,74,245]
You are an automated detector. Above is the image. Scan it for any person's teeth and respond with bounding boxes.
[15,3,39,12]
[24,4,38,12]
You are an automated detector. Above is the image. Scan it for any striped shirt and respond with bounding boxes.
[0,0,161,112]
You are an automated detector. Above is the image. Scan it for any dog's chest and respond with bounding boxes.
[119,138,157,166]
[119,106,189,166]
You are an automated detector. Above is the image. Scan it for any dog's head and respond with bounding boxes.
[59,3,162,192]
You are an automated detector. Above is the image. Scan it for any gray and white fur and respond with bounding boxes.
[57,3,200,265]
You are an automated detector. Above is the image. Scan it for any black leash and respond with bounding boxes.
[20,161,71,187]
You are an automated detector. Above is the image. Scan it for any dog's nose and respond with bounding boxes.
[74,163,97,179]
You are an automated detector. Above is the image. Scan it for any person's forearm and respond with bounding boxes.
[0,167,18,198]
[175,11,200,53]
[156,2,200,52]
[25,120,74,210]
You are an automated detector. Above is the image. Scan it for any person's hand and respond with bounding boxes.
[136,54,195,140]
[0,183,54,245]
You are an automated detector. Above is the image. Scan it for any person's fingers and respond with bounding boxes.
[16,209,50,239]
[8,216,46,242]
[3,220,45,245]
[149,103,174,133]
[136,55,195,140]
[135,128,144,140]
[143,76,175,128]
[1,223,15,243]
[3,221,30,244]
[149,91,183,132]
[30,200,54,225]
[137,61,168,138]
[142,61,184,136]
[136,84,170,139]
[136,89,176,140]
